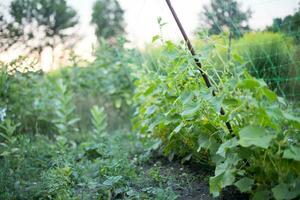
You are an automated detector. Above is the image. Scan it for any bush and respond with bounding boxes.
[51,39,139,131]
[234,32,299,98]
[1,39,139,135]
[0,58,57,135]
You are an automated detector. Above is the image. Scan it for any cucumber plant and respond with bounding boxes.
[133,38,300,199]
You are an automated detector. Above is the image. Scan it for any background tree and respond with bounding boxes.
[202,0,251,37]
[91,0,125,41]
[267,10,300,42]
[0,0,79,64]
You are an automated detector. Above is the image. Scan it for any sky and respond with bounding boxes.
[0,0,299,69]
[69,0,300,56]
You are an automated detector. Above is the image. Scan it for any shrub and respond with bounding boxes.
[234,32,299,98]
[51,39,139,131]
[49,79,80,135]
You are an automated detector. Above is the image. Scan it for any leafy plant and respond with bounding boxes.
[133,38,300,199]
[40,166,74,199]
[0,119,20,157]
[90,105,107,135]
[234,32,298,98]
[50,79,80,135]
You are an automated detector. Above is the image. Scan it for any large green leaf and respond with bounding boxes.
[283,146,300,161]
[272,182,300,200]
[272,183,290,200]
[234,177,254,193]
[181,102,201,117]
[238,126,274,149]
[216,137,238,157]
[197,133,219,154]
[210,170,235,197]
[103,176,122,187]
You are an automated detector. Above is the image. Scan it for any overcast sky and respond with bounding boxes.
[68,0,299,56]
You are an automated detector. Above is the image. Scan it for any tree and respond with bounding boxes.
[0,0,79,64]
[202,0,251,37]
[267,11,300,42]
[91,0,125,41]
[0,14,22,52]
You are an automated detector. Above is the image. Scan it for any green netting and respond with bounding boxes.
[199,0,300,101]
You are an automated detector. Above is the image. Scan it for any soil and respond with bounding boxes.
[143,155,249,200]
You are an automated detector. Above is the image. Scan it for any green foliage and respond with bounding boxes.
[1,11,300,199]
[2,39,136,134]
[0,62,9,105]
[0,119,20,158]
[134,38,300,199]
[40,166,74,199]
[50,79,80,134]
[91,105,107,135]
[202,0,251,37]
[68,39,137,130]
[267,10,300,42]
[0,40,190,199]
[234,32,299,98]
[1,58,55,134]
[91,0,125,40]
[0,127,185,199]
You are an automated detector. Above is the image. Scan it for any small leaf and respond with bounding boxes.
[253,190,271,200]
[282,112,300,124]
[173,122,184,133]
[237,79,260,90]
[67,118,80,125]
[223,98,239,107]
[146,105,157,116]
[169,122,184,139]
[197,133,210,152]
[238,126,274,149]
[261,87,277,102]
[152,35,160,43]
[103,176,122,187]
[234,177,254,192]
[114,99,122,109]
[0,151,10,157]
[181,153,192,164]
[210,96,223,113]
